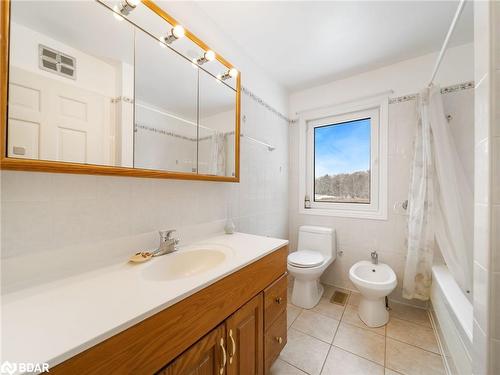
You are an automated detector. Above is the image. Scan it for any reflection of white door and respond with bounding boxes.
[8,67,110,164]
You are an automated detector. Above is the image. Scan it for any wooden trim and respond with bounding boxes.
[0,0,241,183]
[51,246,288,375]
[0,158,239,182]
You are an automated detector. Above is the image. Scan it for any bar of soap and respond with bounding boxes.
[129,251,153,263]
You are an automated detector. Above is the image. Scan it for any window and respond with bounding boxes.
[298,98,388,220]
[314,118,371,204]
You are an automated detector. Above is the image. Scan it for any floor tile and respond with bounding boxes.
[291,310,339,343]
[310,297,345,320]
[389,302,431,327]
[386,317,439,354]
[270,359,307,375]
[348,292,361,307]
[333,323,385,365]
[342,305,386,335]
[287,304,302,328]
[321,346,384,375]
[280,328,330,375]
[386,338,445,375]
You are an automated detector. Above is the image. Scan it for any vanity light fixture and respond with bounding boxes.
[164,25,185,45]
[195,50,216,65]
[118,0,141,16]
[219,68,238,81]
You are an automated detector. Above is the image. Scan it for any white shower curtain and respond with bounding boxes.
[209,132,227,176]
[403,86,473,300]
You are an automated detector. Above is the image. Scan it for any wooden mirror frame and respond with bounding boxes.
[0,0,240,182]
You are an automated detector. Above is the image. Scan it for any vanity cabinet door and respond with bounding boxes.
[157,324,226,375]
[226,293,264,375]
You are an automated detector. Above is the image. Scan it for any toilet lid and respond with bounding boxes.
[288,250,324,268]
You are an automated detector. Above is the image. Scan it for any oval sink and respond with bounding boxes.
[142,248,228,281]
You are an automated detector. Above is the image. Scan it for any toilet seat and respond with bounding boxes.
[287,250,324,268]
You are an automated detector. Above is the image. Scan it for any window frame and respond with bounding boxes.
[298,96,388,220]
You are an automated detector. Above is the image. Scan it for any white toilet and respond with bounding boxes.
[349,258,397,327]
[287,226,336,309]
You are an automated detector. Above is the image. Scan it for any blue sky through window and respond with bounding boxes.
[314,118,371,177]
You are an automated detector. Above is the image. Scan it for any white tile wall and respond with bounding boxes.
[0,93,289,293]
[473,0,499,373]
[492,2,500,373]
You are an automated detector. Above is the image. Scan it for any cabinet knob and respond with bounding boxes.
[275,297,283,304]
[275,336,283,344]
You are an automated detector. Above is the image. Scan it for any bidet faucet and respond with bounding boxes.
[371,251,378,265]
[153,229,179,257]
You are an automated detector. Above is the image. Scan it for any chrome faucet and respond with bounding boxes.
[371,251,379,265]
[153,229,179,257]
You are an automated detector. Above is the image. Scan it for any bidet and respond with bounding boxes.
[349,260,397,327]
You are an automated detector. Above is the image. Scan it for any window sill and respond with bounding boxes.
[299,207,388,220]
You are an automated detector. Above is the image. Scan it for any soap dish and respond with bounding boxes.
[129,251,153,263]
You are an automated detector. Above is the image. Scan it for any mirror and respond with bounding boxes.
[198,70,237,177]
[7,0,134,167]
[134,31,198,173]
[2,0,240,181]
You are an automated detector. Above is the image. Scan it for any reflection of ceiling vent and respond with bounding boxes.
[39,45,76,80]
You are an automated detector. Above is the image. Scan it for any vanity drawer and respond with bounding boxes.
[264,311,287,372]
[264,273,287,330]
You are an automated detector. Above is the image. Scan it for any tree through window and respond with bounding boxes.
[313,118,371,204]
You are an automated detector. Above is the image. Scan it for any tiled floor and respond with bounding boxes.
[271,285,446,375]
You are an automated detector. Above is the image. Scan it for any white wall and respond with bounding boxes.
[288,43,475,305]
[10,22,117,99]
[289,43,473,115]
[492,3,500,372]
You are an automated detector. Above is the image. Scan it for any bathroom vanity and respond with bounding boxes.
[2,234,288,374]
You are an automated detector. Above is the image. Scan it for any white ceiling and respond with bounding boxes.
[194,1,474,92]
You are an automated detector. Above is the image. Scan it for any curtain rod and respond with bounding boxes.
[429,0,466,86]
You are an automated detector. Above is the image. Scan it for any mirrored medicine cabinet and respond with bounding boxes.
[0,0,240,181]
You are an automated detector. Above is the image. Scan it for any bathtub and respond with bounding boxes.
[430,265,473,375]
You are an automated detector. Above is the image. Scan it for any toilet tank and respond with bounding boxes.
[298,226,336,260]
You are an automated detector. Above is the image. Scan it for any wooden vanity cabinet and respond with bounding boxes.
[157,324,226,375]
[51,245,288,375]
[226,294,264,375]
[158,293,268,375]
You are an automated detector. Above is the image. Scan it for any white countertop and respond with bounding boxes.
[1,232,288,371]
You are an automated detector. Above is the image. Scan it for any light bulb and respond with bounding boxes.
[127,0,141,6]
[172,25,185,39]
[229,68,238,78]
[205,50,216,62]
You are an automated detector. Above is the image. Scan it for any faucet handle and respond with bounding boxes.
[159,229,176,240]
[371,250,378,257]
